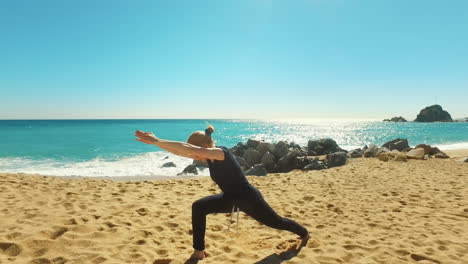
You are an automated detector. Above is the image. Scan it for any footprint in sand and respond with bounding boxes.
[0,242,22,257]
[153,259,172,264]
[42,227,68,240]
[30,258,51,264]
[410,253,441,263]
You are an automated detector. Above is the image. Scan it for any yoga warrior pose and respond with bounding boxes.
[135,125,309,260]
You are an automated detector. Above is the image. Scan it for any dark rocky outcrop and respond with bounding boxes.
[272,141,289,159]
[244,164,268,176]
[161,161,176,168]
[303,159,327,170]
[177,164,198,175]
[415,105,453,122]
[247,139,261,149]
[278,149,301,172]
[348,148,363,158]
[383,116,407,122]
[260,151,276,172]
[326,152,348,168]
[243,149,262,167]
[363,144,379,158]
[307,138,346,156]
[382,138,410,151]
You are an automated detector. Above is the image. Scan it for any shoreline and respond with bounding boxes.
[2,148,467,181]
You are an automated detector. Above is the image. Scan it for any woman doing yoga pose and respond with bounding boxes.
[135,125,309,260]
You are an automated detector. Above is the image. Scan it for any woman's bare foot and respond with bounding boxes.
[190,250,208,260]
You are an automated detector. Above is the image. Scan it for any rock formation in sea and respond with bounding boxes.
[383,116,407,122]
[415,105,453,122]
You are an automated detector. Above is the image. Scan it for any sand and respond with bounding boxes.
[1,156,467,264]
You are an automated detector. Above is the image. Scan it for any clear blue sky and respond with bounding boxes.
[1,0,467,119]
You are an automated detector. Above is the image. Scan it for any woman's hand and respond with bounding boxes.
[135,130,160,145]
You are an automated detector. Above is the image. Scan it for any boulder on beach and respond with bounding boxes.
[377,152,407,162]
[278,149,301,172]
[326,152,348,168]
[415,105,453,122]
[260,151,276,172]
[177,164,198,175]
[243,149,262,167]
[247,139,261,149]
[303,159,327,170]
[230,142,248,157]
[307,138,345,155]
[348,149,363,158]
[363,144,379,158]
[414,144,432,155]
[244,164,267,176]
[272,141,289,159]
[406,148,425,159]
[434,152,449,159]
[161,161,176,168]
[381,138,410,151]
[257,141,273,155]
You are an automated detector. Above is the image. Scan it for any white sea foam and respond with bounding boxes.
[0,152,209,177]
[435,142,468,150]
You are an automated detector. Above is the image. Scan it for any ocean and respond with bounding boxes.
[1,119,467,177]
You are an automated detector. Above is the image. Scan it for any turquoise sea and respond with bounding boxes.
[1,119,467,177]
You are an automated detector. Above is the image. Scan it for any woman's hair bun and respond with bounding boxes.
[205,124,215,136]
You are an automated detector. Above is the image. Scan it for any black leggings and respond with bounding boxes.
[191,184,308,251]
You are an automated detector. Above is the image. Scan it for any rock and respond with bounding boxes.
[401,147,413,153]
[243,149,262,167]
[434,152,449,159]
[464,157,468,163]
[377,152,407,162]
[278,149,301,172]
[247,139,261,149]
[272,141,289,159]
[235,156,249,169]
[257,142,273,155]
[347,149,362,158]
[192,160,208,167]
[381,138,410,151]
[383,116,407,122]
[260,151,276,172]
[377,152,392,162]
[245,164,267,176]
[161,161,176,168]
[406,148,425,159]
[230,142,247,157]
[291,156,310,170]
[177,164,198,175]
[429,147,442,156]
[393,153,408,162]
[415,104,453,122]
[363,144,379,158]
[303,159,327,170]
[307,138,344,155]
[375,147,391,156]
[326,152,348,168]
[414,144,432,155]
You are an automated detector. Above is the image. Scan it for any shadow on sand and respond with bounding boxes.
[182,237,309,264]
[254,237,310,264]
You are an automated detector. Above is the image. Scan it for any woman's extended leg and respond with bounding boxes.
[192,193,233,251]
[238,186,308,238]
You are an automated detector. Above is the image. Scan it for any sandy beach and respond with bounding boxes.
[1,155,467,264]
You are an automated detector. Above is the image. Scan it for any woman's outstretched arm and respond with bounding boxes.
[134,130,224,160]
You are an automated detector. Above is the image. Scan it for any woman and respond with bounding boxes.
[135,125,309,260]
